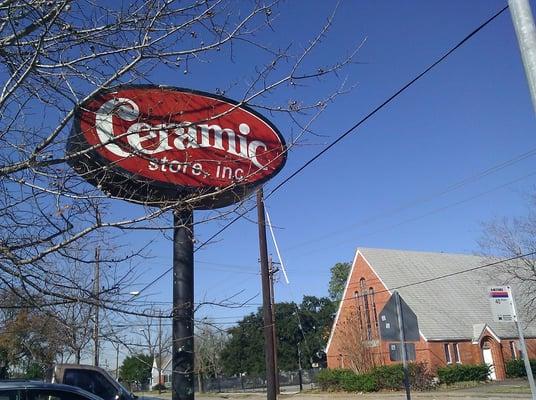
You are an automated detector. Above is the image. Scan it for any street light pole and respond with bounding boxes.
[93,246,100,367]
[509,0,536,113]
[115,342,120,379]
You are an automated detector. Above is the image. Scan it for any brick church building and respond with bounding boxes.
[326,248,536,380]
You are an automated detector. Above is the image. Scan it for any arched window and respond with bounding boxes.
[354,291,363,330]
[370,287,378,336]
[359,278,372,339]
[363,292,372,339]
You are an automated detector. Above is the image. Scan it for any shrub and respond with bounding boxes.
[317,363,433,393]
[316,369,378,392]
[371,364,404,390]
[370,362,434,391]
[316,369,350,391]
[505,359,536,378]
[340,372,378,392]
[408,362,435,391]
[437,364,490,384]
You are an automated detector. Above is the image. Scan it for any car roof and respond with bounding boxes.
[0,381,104,399]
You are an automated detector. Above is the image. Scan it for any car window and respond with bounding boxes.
[63,369,117,400]
[0,390,22,400]
[27,389,91,400]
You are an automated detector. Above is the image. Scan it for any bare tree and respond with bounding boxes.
[0,0,360,317]
[194,322,227,392]
[132,309,171,360]
[478,195,536,321]
[336,312,383,374]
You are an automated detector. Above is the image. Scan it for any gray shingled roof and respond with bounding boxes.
[358,248,536,341]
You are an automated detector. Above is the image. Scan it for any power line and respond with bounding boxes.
[341,250,536,304]
[298,169,536,256]
[283,148,536,252]
[133,5,509,298]
[265,4,510,200]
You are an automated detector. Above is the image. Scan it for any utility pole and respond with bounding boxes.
[93,246,100,367]
[297,344,303,392]
[509,0,536,114]
[257,189,277,400]
[268,257,280,395]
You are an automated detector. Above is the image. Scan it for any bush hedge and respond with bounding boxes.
[370,363,434,391]
[340,372,377,392]
[316,362,434,392]
[437,364,490,384]
[316,369,378,392]
[505,359,536,378]
[370,365,403,390]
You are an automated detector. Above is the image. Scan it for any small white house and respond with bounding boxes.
[150,353,172,389]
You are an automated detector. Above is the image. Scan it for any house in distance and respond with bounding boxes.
[326,248,536,380]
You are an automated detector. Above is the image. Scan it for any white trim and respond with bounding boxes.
[444,343,452,364]
[509,340,518,359]
[359,251,391,298]
[326,248,431,354]
[361,251,428,342]
[454,342,462,364]
[472,324,502,344]
[325,249,361,354]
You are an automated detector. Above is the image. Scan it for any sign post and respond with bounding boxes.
[395,291,411,400]
[379,291,419,400]
[67,85,287,400]
[172,209,194,399]
[489,286,536,400]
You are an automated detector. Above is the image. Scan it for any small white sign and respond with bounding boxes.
[488,286,516,323]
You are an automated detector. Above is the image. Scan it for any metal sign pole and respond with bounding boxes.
[509,287,536,400]
[394,291,411,400]
[509,0,536,114]
[172,209,195,400]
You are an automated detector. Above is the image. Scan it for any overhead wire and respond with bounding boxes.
[299,169,536,257]
[283,147,536,252]
[341,250,536,304]
[132,4,510,299]
[265,4,510,200]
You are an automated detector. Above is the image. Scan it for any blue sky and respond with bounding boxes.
[111,0,536,332]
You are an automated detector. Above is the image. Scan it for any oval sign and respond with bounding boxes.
[67,85,286,209]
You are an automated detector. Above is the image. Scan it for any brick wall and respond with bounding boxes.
[326,250,536,380]
[327,250,390,369]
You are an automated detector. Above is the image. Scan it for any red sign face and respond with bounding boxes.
[68,86,286,208]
